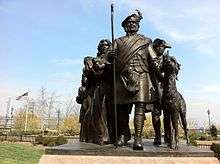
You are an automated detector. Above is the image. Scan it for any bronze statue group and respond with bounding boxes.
[76,10,189,151]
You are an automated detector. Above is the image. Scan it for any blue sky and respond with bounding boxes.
[0,0,220,127]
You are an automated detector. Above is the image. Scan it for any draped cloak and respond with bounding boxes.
[114,34,152,104]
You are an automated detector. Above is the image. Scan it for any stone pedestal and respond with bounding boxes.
[40,139,218,164]
[40,155,219,164]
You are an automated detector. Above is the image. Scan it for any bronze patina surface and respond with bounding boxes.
[76,7,189,151]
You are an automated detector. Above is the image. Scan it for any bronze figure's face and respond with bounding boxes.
[155,44,166,57]
[121,10,143,35]
[153,39,171,57]
[97,39,111,56]
[101,41,111,53]
[123,17,140,35]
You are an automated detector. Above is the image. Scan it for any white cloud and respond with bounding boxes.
[202,85,220,93]
[78,0,220,57]
[119,1,220,56]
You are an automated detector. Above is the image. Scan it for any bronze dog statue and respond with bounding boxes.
[161,54,189,149]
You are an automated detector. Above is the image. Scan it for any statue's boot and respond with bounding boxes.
[115,135,126,146]
[115,105,131,147]
[115,132,131,146]
[125,126,131,143]
[133,136,143,150]
[133,113,145,150]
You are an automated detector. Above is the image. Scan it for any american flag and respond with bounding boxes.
[16,92,28,100]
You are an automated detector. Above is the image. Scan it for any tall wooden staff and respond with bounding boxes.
[111,3,118,147]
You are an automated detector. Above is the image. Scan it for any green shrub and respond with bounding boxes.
[43,137,55,146]
[7,130,43,136]
[35,135,44,144]
[210,124,218,139]
[189,131,213,144]
[45,130,59,136]
[55,135,67,145]
[35,135,67,146]
[6,136,20,142]
[189,132,197,144]
[58,115,80,136]
[210,143,220,159]
[189,133,197,146]
[198,133,209,140]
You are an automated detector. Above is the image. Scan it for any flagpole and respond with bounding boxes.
[24,96,29,131]
[16,91,29,131]
[111,3,118,147]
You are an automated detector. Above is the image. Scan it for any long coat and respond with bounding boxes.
[114,34,152,104]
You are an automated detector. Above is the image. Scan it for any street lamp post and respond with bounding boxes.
[207,109,211,129]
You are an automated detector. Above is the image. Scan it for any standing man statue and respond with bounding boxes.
[148,38,172,146]
[109,10,152,150]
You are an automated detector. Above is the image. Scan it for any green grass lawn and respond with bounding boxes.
[0,142,44,164]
